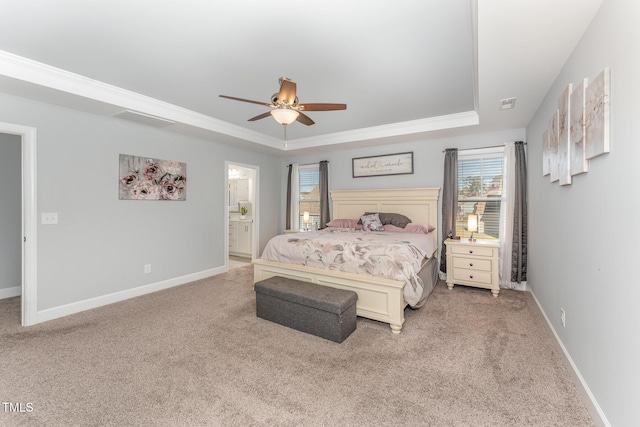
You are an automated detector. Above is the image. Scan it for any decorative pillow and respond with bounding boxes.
[358,212,412,228]
[326,218,361,229]
[405,223,435,233]
[383,223,435,234]
[360,213,384,231]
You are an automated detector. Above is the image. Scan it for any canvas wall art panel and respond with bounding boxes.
[585,67,611,159]
[549,110,559,183]
[558,84,572,186]
[570,78,589,175]
[542,129,550,176]
[119,154,187,200]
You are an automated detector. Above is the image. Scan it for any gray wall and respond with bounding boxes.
[0,92,282,311]
[284,128,526,244]
[0,133,22,292]
[526,1,639,425]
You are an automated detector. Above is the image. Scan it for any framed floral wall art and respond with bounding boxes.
[119,154,187,200]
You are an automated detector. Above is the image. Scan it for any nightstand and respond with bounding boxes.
[444,239,500,297]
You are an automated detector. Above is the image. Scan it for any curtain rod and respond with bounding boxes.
[442,142,526,153]
[286,161,329,167]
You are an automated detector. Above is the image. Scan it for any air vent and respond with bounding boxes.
[499,97,517,110]
[113,110,175,128]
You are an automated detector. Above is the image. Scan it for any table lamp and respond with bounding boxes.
[303,211,310,231]
[468,214,478,242]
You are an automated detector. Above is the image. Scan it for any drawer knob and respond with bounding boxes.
[469,275,474,279]
[469,263,474,267]
[469,250,473,254]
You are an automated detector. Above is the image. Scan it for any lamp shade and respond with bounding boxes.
[303,211,310,223]
[467,214,478,233]
[271,108,299,125]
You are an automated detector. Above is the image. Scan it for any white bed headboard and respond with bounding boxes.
[330,187,440,228]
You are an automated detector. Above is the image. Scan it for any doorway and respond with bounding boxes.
[0,122,37,326]
[225,162,259,270]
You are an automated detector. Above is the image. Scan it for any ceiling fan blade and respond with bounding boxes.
[247,111,272,122]
[296,111,315,126]
[298,103,347,111]
[219,95,272,107]
[278,79,297,106]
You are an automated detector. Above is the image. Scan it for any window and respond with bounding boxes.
[457,148,504,241]
[299,164,320,230]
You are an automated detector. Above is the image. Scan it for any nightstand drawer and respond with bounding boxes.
[452,257,492,272]
[452,268,492,285]
[449,245,495,257]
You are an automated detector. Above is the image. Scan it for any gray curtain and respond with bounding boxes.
[286,164,292,230]
[440,148,458,273]
[319,160,330,229]
[511,141,527,282]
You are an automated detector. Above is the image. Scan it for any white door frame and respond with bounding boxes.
[225,161,259,267]
[1,122,38,326]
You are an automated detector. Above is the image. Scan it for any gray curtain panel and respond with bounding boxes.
[511,141,527,282]
[440,148,458,273]
[286,164,292,230]
[319,160,330,229]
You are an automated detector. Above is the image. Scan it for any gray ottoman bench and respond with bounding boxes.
[254,276,358,343]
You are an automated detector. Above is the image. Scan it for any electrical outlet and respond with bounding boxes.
[560,308,566,327]
[144,264,151,274]
[42,213,58,224]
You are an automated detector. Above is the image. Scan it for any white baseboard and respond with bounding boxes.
[35,266,227,324]
[0,286,21,299]
[513,280,527,291]
[529,289,611,427]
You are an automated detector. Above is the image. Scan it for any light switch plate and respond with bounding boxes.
[42,213,58,224]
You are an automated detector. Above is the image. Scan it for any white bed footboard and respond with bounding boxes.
[253,259,407,333]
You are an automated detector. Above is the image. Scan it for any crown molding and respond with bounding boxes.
[283,111,479,151]
[0,50,283,150]
[0,50,478,152]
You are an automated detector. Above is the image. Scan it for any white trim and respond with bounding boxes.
[225,161,260,264]
[529,289,611,427]
[224,162,230,271]
[252,167,260,261]
[0,121,38,326]
[0,286,21,299]
[458,145,505,160]
[0,50,479,152]
[35,266,226,324]
[469,0,479,114]
[0,50,282,150]
[284,111,479,151]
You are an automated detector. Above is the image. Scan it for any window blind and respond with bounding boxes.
[457,149,504,240]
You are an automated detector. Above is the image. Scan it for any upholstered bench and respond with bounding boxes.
[254,276,358,343]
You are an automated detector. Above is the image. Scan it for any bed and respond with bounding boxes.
[253,187,440,333]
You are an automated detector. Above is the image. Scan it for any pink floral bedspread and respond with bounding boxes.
[260,228,437,307]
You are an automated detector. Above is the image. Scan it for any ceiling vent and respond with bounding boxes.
[113,110,175,128]
[499,97,517,110]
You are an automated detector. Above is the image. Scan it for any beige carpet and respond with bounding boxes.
[0,266,593,426]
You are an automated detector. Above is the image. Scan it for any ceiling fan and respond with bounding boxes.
[219,77,346,126]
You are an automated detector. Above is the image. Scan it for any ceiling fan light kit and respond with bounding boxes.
[219,77,346,128]
[270,108,299,125]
